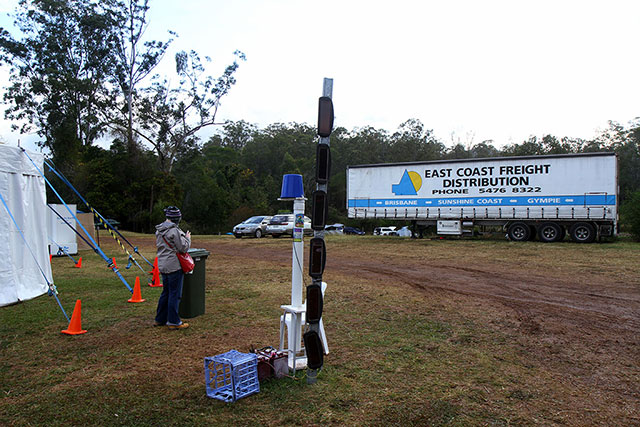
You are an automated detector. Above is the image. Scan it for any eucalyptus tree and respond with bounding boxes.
[135,49,245,173]
[501,136,545,156]
[389,118,445,162]
[107,0,175,153]
[0,0,115,163]
[208,120,257,151]
[593,120,640,202]
[469,141,499,158]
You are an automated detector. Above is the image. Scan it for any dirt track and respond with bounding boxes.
[202,236,640,421]
[206,238,639,335]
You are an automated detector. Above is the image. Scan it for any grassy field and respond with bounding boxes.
[1,234,639,426]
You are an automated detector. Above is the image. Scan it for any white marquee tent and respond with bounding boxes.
[0,144,50,307]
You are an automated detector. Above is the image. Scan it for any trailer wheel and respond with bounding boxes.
[570,222,596,243]
[507,222,530,242]
[539,222,562,243]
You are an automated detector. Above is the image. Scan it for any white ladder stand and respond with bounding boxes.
[279,282,329,374]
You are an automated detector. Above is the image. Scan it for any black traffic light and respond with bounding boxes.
[306,283,323,323]
[317,97,334,137]
[311,190,328,230]
[308,237,326,278]
[303,330,324,370]
[315,144,331,184]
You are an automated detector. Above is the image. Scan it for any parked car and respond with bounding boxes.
[324,223,344,234]
[344,226,365,235]
[266,214,312,238]
[233,215,272,238]
[373,226,397,236]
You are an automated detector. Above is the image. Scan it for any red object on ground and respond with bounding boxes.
[128,277,146,303]
[148,257,162,287]
[61,299,87,335]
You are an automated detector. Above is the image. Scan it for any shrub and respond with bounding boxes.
[622,190,640,241]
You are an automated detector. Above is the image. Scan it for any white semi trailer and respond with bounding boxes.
[346,152,618,243]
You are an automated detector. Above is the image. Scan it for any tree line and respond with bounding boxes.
[177,119,640,235]
[1,1,638,238]
[0,0,244,174]
[35,118,639,236]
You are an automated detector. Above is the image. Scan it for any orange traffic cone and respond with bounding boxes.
[61,299,87,335]
[148,258,162,287]
[74,257,82,268]
[128,277,146,303]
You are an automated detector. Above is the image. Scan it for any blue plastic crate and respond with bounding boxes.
[205,350,260,402]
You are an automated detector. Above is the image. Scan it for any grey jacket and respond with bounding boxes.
[155,220,191,274]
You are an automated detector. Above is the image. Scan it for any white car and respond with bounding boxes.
[233,216,272,238]
[373,226,397,236]
[266,214,313,238]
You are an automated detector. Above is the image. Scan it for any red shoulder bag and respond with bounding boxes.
[162,235,194,274]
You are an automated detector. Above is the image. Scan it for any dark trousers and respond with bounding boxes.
[155,270,184,325]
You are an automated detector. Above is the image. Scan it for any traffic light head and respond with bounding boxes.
[317,96,334,138]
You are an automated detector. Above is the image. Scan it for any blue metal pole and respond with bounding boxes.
[21,149,132,293]
[44,159,154,269]
[0,189,69,321]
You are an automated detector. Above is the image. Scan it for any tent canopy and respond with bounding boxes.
[0,144,50,307]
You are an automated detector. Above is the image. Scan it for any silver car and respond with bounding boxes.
[266,214,313,238]
[324,223,344,235]
[233,216,272,238]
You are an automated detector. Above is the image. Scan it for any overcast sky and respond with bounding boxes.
[1,0,639,151]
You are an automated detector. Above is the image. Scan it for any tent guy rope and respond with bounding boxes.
[0,189,69,322]
[47,205,98,253]
[21,148,133,293]
[49,236,79,264]
[44,159,154,271]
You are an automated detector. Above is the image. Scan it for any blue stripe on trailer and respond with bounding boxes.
[348,194,616,208]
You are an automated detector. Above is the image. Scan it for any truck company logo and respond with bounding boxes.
[392,169,422,195]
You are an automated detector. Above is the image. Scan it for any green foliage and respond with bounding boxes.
[108,0,176,152]
[1,0,243,176]
[38,118,640,235]
[0,0,114,161]
[621,190,640,241]
[135,49,245,173]
[1,0,638,234]
[389,118,445,162]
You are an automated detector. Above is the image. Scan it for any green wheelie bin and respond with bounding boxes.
[179,248,210,318]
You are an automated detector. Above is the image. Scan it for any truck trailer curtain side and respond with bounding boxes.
[346,152,618,243]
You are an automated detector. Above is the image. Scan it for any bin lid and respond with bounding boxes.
[188,248,210,258]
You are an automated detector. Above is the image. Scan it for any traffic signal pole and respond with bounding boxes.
[306,78,334,383]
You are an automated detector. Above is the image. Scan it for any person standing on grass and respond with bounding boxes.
[154,206,191,329]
